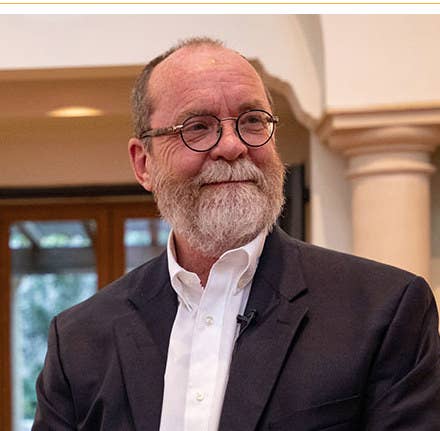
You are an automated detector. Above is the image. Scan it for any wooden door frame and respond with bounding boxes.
[110,202,160,280]
[0,197,158,431]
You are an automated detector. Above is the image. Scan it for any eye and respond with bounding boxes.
[184,121,208,132]
[183,116,217,133]
[246,115,264,124]
[181,115,219,147]
[239,112,268,131]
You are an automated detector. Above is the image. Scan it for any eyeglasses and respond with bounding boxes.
[139,109,279,152]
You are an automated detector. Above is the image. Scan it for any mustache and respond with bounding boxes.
[193,159,265,188]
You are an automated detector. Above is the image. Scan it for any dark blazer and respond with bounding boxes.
[33,228,440,430]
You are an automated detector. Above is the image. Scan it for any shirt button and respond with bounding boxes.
[196,392,205,402]
[205,315,214,326]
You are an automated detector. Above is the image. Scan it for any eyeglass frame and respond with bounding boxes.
[139,109,279,153]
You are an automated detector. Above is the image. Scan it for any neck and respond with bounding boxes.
[172,232,219,287]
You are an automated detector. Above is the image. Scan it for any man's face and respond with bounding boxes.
[130,45,285,257]
[147,45,280,183]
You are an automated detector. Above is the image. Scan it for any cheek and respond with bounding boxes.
[156,141,207,179]
[248,142,279,168]
[174,155,206,178]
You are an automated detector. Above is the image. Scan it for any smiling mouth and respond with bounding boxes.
[203,180,254,187]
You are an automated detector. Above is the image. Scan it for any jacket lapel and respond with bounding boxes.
[219,228,309,431]
[113,252,178,431]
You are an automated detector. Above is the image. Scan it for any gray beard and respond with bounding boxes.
[151,156,285,258]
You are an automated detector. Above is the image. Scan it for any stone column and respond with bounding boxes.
[318,107,440,281]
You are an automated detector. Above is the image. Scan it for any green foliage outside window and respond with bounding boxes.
[15,273,96,419]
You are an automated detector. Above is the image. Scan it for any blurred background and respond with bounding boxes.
[0,14,439,431]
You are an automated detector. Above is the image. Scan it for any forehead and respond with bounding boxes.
[148,45,269,120]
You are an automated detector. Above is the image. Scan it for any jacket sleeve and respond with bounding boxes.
[364,276,440,430]
[32,316,76,430]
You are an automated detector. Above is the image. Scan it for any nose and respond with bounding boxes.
[208,120,248,161]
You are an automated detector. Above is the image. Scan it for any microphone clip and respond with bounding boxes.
[236,309,258,338]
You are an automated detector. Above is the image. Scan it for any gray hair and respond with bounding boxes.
[131,37,274,150]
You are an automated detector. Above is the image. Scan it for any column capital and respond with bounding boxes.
[318,104,439,279]
[316,104,440,157]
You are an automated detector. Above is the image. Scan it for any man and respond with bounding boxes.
[34,38,439,430]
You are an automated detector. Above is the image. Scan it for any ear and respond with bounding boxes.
[128,138,153,191]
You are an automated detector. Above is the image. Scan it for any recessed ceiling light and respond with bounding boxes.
[47,106,103,118]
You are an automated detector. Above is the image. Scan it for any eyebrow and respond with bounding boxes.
[175,99,270,124]
[238,100,269,112]
[176,108,213,124]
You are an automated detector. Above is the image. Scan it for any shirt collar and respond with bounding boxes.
[167,230,267,310]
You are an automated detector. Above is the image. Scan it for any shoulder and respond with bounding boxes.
[268,227,417,283]
[54,251,168,334]
[266,227,433,314]
[294,236,415,288]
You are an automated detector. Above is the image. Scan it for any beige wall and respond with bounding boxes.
[0,75,136,187]
[1,116,134,187]
[310,133,352,253]
[321,15,440,108]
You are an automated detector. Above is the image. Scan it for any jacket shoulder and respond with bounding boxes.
[55,251,168,332]
[295,237,416,286]
[271,228,431,310]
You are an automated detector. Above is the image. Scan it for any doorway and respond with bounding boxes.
[0,198,168,431]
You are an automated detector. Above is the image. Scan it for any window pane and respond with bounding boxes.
[11,220,98,431]
[124,218,170,272]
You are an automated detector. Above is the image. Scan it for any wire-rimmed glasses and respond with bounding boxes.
[139,109,279,152]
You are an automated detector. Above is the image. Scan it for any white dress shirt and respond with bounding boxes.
[159,230,267,431]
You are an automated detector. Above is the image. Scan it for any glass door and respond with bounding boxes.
[124,218,170,273]
[10,219,99,431]
[0,199,161,431]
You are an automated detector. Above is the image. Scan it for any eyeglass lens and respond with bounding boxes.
[181,110,275,152]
